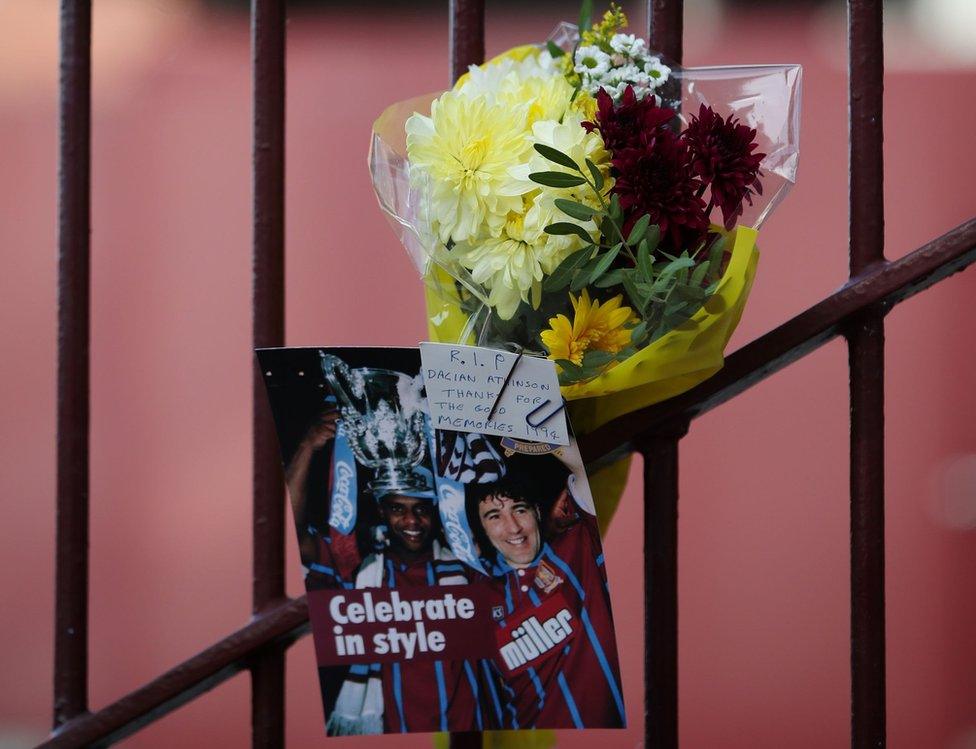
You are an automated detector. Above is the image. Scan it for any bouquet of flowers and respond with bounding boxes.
[370,4,800,438]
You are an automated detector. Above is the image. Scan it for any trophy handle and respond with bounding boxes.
[319,353,359,410]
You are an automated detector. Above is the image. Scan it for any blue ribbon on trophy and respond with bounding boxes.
[328,404,359,535]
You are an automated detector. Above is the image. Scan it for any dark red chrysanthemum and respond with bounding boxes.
[610,131,709,251]
[582,85,675,153]
[682,104,765,229]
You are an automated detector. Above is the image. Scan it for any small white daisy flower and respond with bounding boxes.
[609,33,634,53]
[611,33,649,58]
[574,45,611,78]
[614,63,643,82]
[644,58,672,87]
[613,81,633,99]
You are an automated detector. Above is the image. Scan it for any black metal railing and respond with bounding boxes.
[42,0,976,747]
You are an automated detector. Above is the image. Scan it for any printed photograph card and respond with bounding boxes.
[258,346,626,736]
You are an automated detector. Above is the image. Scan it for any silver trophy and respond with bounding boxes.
[319,353,429,497]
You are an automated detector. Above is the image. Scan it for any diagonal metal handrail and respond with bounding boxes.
[38,599,310,749]
[36,215,976,748]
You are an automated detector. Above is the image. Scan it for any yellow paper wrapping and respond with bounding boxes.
[434,730,556,749]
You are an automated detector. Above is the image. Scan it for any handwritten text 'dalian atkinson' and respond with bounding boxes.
[419,343,568,445]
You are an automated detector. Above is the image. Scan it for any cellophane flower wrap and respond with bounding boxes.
[370,6,801,521]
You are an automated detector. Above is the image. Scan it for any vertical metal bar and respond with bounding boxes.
[638,422,687,749]
[447,4,483,746]
[849,0,885,276]
[251,0,286,746]
[54,0,92,730]
[848,320,885,748]
[647,0,683,63]
[848,1,886,747]
[449,0,484,84]
[644,5,683,747]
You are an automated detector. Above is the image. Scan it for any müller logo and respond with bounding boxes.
[496,601,576,673]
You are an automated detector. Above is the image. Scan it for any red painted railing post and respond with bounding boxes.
[54,0,92,731]
[847,1,887,746]
[251,0,288,746]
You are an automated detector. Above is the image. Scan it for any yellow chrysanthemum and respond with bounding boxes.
[541,289,635,367]
[454,48,575,126]
[406,91,529,244]
[571,90,599,122]
[453,192,589,320]
[504,74,576,126]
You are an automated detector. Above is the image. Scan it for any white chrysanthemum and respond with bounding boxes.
[644,58,671,87]
[574,45,611,78]
[406,91,530,244]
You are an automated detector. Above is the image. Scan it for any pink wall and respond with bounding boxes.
[1,2,974,747]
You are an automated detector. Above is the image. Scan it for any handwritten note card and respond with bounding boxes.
[419,342,569,446]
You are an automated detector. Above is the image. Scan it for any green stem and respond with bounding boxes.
[583,176,638,264]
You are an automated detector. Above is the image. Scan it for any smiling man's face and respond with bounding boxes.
[380,495,434,560]
[478,495,541,568]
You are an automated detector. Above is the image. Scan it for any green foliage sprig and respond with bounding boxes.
[529,143,727,359]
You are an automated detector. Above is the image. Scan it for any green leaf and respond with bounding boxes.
[630,320,648,344]
[578,0,593,34]
[615,345,637,360]
[707,234,727,279]
[546,41,566,58]
[594,268,628,288]
[637,238,653,281]
[529,171,588,188]
[544,222,594,243]
[644,224,662,254]
[572,255,603,291]
[627,214,651,246]
[690,261,710,288]
[554,198,599,221]
[585,158,604,191]
[588,243,623,285]
[664,256,696,274]
[533,144,580,172]
[609,194,623,222]
[555,358,599,384]
[651,274,674,294]
[673,285,706,303]
[582,350,616,368]
[543,245,594,291]
[622,274,646,310]
[555,359,585,377]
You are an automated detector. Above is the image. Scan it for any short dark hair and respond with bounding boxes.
[464,453,569,562]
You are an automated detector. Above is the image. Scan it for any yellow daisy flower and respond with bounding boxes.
[541,289,636,367]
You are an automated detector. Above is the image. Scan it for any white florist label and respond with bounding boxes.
[419,342,569,446]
